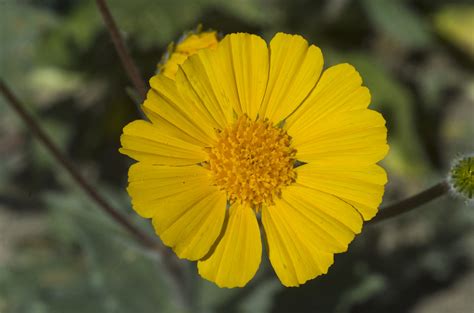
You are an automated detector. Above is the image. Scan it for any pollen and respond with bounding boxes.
[206,115,297,208]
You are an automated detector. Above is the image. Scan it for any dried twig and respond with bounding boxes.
[95,0,147,100]
[0,79,189,306]
[0,80,156,249]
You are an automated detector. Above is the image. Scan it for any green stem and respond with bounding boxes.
[369,180,450,224]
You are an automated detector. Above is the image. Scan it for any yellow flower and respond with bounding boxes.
[120,33,389,288]
[158,30,219,79]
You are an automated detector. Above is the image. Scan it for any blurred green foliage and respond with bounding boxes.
[1,0,473,312]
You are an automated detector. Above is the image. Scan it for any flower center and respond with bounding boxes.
[206,115,297,208]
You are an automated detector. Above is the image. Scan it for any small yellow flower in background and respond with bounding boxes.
[120,32,389,288]
[158,28,219,80]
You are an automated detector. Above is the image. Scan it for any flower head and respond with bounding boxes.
[158,28,218,79]
[120,33,389,287]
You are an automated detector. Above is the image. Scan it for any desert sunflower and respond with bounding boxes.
[120,32,389,288]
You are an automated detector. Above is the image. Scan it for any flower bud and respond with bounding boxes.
[448,154,474,201]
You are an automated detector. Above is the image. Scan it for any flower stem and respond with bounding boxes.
[95,0,147,101]
[369,180,450,224]
[0,81,189,304]
[0,80,156,249]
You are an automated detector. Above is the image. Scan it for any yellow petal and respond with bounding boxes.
[144,75,218,146]
[220,33,269,120]
[286,63,370,131]
[296,163,388,220]
[175,32,218,54]
[127,163,211,218]
[291,109,389,165]
[177,33,269,123]
[283,185,363,234]
[160,53,188,80]
[198,203,262,288]
[175,51,234,130]
[262,201,334,287]
[152,189,227,261]
[127,163,227,260]
[280,188,355,253]
[119,120,207,165]
[259,33,323,123]
[160,31,219,80]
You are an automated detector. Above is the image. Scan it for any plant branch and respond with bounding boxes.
[0,80,157,249]
[93,0,190,302]
[95,0,147,101]
[369,180,450,224]
[1,80,190,306]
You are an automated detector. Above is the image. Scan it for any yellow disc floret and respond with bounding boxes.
[207,115,297,208]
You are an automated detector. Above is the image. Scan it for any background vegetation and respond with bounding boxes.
[1,0,473,312]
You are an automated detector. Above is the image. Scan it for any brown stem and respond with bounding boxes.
[369,180,450,224]
[94,1,189,302]
[0,80,158,249]
[1,80,189,306]
[95,0,147,101]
